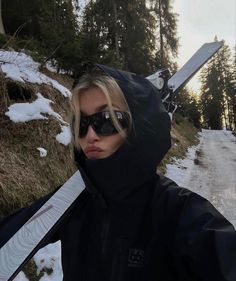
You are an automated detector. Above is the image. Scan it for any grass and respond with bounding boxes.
[0,71,76,279]
[0,76,76,217]
[159,113,199,173]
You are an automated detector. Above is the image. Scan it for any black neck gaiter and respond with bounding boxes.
[83,140,156,204]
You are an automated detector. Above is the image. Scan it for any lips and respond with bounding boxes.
[84,146,104,158]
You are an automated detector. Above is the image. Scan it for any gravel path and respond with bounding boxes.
[166,129,236,228]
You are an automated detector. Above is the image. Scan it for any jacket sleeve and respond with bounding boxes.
[172,187,236,281]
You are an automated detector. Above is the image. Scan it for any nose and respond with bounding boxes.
[85,125,99,143]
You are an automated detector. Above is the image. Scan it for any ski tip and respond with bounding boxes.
[202,41,223,50]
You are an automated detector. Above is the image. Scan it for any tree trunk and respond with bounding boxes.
[226,95,233,130]
[158,0,164,67]
[112,0,119,60]
[0,0,5,34]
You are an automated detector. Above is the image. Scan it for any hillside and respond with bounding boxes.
[0,50,76,218]
[0,50,199,218]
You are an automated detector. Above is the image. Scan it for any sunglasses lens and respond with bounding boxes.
[79,111,129,137]
[79,117,89,137]
[94,112,118,135]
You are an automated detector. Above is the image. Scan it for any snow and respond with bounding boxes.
[34,241,62,281]
[166,129,236,228]
[165,143,198,187]
[0,50,71,97]
[56,125,72,146]
[37,147,48,157]
[5,93,66,124]
[2,50,72,147]
[12,271,29,281]
[45,61,58,73]
[45,60,67,75]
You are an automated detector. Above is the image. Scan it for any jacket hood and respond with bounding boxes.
[74,64,171,204]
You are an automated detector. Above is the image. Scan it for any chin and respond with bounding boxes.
[87,153,107,160]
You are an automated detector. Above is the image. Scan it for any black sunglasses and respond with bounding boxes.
[79,110,130,137]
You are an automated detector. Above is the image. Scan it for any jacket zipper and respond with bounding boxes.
[101,208,110,257]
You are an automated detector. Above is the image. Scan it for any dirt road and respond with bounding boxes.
[166,129,236,228]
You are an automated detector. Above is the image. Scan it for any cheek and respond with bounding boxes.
[106,134,126,153]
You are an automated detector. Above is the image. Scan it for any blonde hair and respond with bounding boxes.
[71,73,132,148]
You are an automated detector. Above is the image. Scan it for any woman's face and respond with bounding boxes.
[78,87,127,160]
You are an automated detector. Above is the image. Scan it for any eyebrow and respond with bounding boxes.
[96,104,109,112]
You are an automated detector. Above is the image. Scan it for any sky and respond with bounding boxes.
[172,0,236,92]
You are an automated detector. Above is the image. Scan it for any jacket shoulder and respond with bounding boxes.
[153,174,236,280]
[152,173,191,210]
[152,173,235,240]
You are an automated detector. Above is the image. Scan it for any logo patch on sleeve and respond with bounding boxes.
[128,249,144,268]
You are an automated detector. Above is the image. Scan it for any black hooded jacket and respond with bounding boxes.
[1,65,236,281]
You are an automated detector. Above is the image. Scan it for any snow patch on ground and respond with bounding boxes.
[45,61,58,73]
[34,242,63,281]
[2,50,72,146]
[37,147,48,157]
[56,125,72,146]
[166,129,236,228]
[45,60,67,75]
[0,50,71,97]
[13,271,29,281]
[165,142,199,187]
[5,93,67,125]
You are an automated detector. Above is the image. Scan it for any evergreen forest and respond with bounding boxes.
[0,0,235,130]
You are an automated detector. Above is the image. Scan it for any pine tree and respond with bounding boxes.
[175,88,201,128]
[219,44,235,130]
[230,45,236,129]
[200,62,223,129]
[80,0,157,75]
[199,40,234,130]
[120,0,158,74]
[2,0,78,68]
[149,0,179,72]
[2,0,41,37]
[0,0,5,34]
[2,0,180,78]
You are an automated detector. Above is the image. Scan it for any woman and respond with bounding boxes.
[1,64,236,281]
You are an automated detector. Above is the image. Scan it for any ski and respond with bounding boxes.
[168,41,223,93]
[147,41,223,101]
[0,170,85,281]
